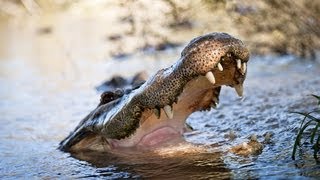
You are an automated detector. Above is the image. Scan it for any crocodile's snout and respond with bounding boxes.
[139,32,249,106]
[59,32,250,152]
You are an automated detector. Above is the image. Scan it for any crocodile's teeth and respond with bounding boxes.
[205,71,215,84]
[242,62,247,73]
[234,84,243,97]
[163,105,173,119]
[217,63,223,71]
[153,108,161,119]
[236,59,241,69]
[211,102,217,109]
[212,96,219,104]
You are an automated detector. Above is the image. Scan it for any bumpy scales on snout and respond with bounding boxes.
[59,32,250,152]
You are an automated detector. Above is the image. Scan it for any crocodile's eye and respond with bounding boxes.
[134,111,141,117]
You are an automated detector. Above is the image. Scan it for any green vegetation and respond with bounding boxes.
[291,95,320,162]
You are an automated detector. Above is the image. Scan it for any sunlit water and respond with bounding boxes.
[0,19,320,179]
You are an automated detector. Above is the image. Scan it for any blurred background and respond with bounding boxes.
[0,0,319,179]
[1,0,319,60]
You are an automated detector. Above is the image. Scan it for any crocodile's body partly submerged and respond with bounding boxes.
[59,32,250,152]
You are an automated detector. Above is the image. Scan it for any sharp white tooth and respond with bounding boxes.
[211,102,217,109]
[205,71,215,84]
[242,62,247,73]
[212,96,219,104]
[163,105,173,119]
[234,84,243,97]
[153,108,161,119]
[217,63,223,71]
[236,59,241,69]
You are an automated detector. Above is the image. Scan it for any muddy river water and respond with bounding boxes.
[0,20,320,179]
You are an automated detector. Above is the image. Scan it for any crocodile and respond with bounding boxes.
[59,32,250,152]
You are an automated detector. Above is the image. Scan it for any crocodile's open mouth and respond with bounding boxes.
[59,32,249,152]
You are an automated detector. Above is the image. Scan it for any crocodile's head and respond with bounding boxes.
[60,32,249,152]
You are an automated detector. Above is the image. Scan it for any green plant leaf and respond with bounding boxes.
[292,119,315,159]
[313,134,320,162]
[290,110,316,129]
[310,94,320,106]
[311,122,320,144]
[291,111,320,123]
[291,94,320,161]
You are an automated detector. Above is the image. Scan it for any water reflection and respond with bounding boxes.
[72,144,230,179]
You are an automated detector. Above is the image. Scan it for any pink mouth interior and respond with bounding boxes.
[137,126,180,147]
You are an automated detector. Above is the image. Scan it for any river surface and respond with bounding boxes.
[0,19,320,179]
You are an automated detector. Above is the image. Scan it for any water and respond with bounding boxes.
[1,19,320,179]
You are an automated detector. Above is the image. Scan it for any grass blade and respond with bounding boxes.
[313,134,320,162]
[311,122,320,144]
[291,94,320,161]
[310,94,320,106]
[291,112,320,123]
[292,119,315,159]
[310,94,320,102]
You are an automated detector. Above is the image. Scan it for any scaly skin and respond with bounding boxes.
[59,32,249,152]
